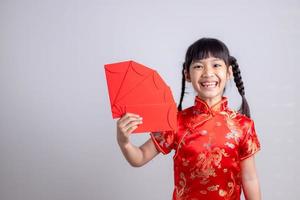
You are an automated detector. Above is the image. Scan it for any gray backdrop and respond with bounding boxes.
[1,0,299,199]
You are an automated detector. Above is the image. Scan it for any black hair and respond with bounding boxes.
[178,38,251,118]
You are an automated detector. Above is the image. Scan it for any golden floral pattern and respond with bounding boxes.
[190,147,229,184]
[150,96,261,200]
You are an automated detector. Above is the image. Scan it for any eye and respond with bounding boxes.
[213,64,222,68]
[193,64,203,69]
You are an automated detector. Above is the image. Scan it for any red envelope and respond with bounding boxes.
[104,61,154,117]
[124,103,177,133]
[114,61,154,102]
[104,60,178,133]
[114,76,175,114]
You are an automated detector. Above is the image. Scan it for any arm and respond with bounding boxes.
[117,113,159,167]
[241,155,261,200]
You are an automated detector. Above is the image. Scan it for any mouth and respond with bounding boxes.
[200,81,218,88]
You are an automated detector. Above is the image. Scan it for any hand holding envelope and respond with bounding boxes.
[104,60,178,133]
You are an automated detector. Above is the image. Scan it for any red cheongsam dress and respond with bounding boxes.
[150,96,261,200]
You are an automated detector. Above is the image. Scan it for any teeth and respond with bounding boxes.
[201,82,217,87]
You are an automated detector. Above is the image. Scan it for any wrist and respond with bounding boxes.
[117,137,130,148]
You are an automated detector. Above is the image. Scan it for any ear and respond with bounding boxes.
[227,65,233,80]
[184,69,191,82]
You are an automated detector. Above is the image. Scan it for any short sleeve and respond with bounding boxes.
[150,130,176,155]
[239,120,261,160]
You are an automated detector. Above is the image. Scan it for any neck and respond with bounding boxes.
[198,96,222,107]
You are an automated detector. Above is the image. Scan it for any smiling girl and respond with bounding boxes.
[116,38,261,200]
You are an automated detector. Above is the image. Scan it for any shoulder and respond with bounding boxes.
[231,111,255,132]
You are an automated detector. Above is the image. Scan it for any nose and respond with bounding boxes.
[201,66,214,77]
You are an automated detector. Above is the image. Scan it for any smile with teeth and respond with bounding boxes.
[200,81,218,88]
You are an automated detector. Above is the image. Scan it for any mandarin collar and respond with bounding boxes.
[193,96,228,115]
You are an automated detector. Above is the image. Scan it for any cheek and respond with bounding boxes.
[219,71,229,80]
[218,73,230,86]
[189,72,199,82]
[191,70,203,77]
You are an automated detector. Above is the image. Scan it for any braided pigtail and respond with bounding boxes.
[230,56,251,118]
[177,63,186,111]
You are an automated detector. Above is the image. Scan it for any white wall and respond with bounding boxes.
[1,0,299,199]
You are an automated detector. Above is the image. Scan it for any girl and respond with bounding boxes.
[116,38,261,200]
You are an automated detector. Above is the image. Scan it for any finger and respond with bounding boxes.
[125,112,140,118]
[126,125,138,134]
[117,118,142,135]
[118,126,130,138]
[120,113,141,122]
[117,115,132,126]
[118,113,137,125]
[120,116,143,128]
[123,120,143,131]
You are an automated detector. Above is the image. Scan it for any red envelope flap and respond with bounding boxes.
[131,61,154,76]
[104,60,131,73]
[115,75,169,106]
[115,61,154,103]
[124,103,178,133]
[112,104,124,119]
[104,61,131,111]
[152,71,167,90]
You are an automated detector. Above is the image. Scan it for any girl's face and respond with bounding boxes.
[185,56,233,105]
